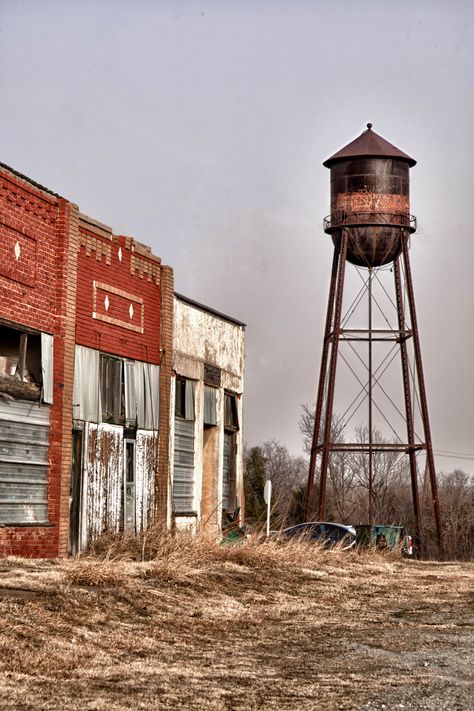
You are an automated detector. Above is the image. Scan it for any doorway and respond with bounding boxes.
[69,430,83,556]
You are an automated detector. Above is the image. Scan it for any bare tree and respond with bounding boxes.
[262,439,307,525]
[244,440,307,528]
[300,405,357,523]
[349,424,409,523]
[434,470,474,560]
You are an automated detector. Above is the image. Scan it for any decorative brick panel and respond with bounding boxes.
[92,282,144,334]
[0,223,37,286]
[76,229,162,363]
[0,171,60,334]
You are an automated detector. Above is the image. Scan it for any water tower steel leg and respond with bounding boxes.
[368,268,374,525]
[306,245,341,518]
[394,256,422,550]
[400,235,443,551]
[317,229,349,521]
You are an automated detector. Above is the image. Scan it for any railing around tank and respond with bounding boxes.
[324,212,417,233]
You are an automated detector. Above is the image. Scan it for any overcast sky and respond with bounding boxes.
[1,0,473,474]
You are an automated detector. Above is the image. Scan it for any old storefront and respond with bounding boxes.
[171,294,245,537]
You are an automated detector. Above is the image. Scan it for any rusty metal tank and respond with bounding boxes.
[323,124,416,267]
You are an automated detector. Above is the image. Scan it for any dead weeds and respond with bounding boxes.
[0,532,472,710]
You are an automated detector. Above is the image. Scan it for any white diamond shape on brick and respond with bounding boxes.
[104,295,110,312]
[118,247,123,262]
[14,242,21,261]
[129,304,134,319]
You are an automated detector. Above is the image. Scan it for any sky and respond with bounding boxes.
[1,0,473,474]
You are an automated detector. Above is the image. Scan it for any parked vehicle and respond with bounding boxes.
[271,522,357,550]
[355,524,414,557]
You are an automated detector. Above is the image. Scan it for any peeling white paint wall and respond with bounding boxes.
[83,422,124,547]
[174,300,244,388]
[79,423,157,548]
[172,297,245,535]
[135,430,158,532]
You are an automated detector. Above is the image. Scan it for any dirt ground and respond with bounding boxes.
[0,542,472,710]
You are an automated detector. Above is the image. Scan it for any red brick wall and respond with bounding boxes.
[54,200,79,555]
[76,219,162,364]
[0,169,60,332]
[0,526,58,558]
[0,167,76,557]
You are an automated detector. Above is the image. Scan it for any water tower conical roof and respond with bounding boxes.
[323,124,416,168]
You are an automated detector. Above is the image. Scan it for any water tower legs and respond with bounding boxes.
[305,230,443,554]
[399,235,443,551]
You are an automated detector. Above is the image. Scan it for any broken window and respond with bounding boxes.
[0,324,53,403]
[224,392,239,431]
[175,377,195,420]
[73,346,159,430]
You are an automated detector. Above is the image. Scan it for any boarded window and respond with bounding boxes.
[0,400,50,524]
[173,417,195,513]
[204,385,217,426]
[173,376,196,513]
[222,431,236,514]
[204,363,221,387]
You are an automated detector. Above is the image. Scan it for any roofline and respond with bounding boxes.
[0,160,63,198]
[323,125,416,168]
[323,153,416,168]
[174,292,247,329]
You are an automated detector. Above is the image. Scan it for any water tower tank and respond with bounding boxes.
[323,124,416,267]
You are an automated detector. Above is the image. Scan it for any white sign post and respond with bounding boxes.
[263,479,272,538]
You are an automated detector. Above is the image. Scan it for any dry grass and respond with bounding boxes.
[0,531,472,710]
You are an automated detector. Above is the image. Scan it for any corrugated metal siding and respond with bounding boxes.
[135,430,158,532]
[173,417,195,512]
[0,400,50,524]
[85,423,123,545]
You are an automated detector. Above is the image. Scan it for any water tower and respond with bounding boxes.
[305,124,442,551]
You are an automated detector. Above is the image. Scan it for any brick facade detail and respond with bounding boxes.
[75,217,162,364]
[0,164,174,557]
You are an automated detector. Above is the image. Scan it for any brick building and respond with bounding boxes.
[0,162,173,556]
[70,214,174,554]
